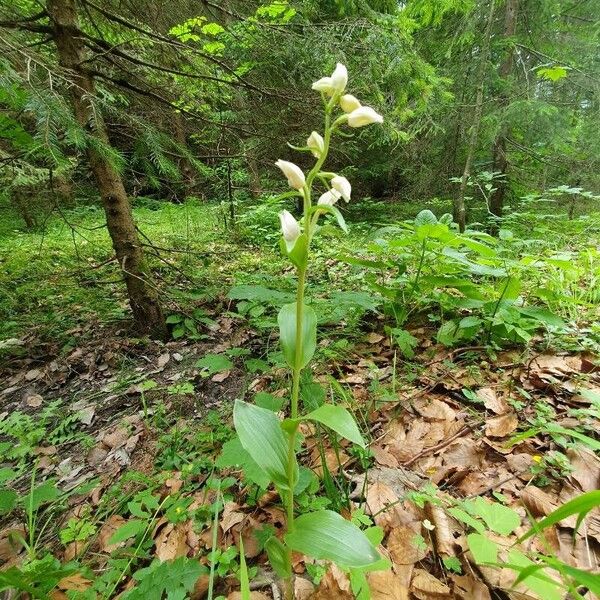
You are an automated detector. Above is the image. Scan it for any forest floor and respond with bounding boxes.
[1,200,600,599]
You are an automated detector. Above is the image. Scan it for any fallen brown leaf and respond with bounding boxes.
[485,413,518,438]
[221,502,246,534]
[387,524,429,565]
[98,515,127,553]
[451,574,492,600]
[477,387,509,415]
[154,522,188,561]
[57,573,92,592]
[411,568,451,599]
[371,444,400,468]
[310,565,352,599]
[368,567,410,600]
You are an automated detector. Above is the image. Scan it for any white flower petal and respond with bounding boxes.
[330,63,348,94]
[307,131,325,157]
[275,159,306,190]
[347,106,383,128]
[279,210,301,242]
[317,189,341,206]
[331,175,352,202]
[340,94,361,113]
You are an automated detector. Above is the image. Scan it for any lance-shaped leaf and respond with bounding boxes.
[265,536,291,579]
[278,302,317,370]
[280,233,308,268]
[285,510,380,568]
[305,404,365,447]
[233,400,296,490]
[519,490,600,542]
[316,205,348,233]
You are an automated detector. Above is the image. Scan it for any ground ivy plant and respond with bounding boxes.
[232,63,385,598]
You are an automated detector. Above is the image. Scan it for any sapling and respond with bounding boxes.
[233,63,385,598]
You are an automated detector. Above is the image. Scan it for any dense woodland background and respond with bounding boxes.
[1,0,598,338]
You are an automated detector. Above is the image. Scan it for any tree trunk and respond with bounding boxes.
[454,0,496,232]
[47,0,167,338]
[489,0,519,226]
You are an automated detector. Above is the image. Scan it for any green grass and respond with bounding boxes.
[1,196,599,352]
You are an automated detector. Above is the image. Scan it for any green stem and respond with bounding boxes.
[283,101,334,600]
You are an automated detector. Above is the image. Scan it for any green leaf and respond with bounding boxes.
[537,66,568,81]
[228,284,293,305]
[319,205,348,233]
[238,536,251,600]
[437,320,461,346]
[0,468,17,484]
[414,209,437,227]
[196,354,233,375]
[447,507,485,534]
[546,424,600,451]
[123,556,206,600]
[216,437,270,489]
[282,233,308,268]
[255,392,285,412]
[518,307,565,328]
[519,490,600,542]
[464,498,521,535]
[277,303,317,370]
[506,550,562,600]
[305,404,366,448]
[233,400,296,490]
[0,489,17,514]
[265,536,291,578]
[285,510,380,568]
[467,533,498,564]
[25,481,60,511]
[109,519,147,545]
[201,22,225,35]
[390,328,418,358]
[541,557,600,595]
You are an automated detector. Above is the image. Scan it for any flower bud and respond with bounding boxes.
[340,94,361,113]
[307,131,325,158]
[312,62,348,96]
[330,63,348,94]
[331,175,351,202]
[312,76,334,94]
[317,189,341,206]
[275,159,306,190]
[347,106,383,128]
[279,210,301,243]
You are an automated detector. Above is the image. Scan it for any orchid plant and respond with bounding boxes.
[233,63,385,598]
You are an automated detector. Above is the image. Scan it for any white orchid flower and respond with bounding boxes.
[347,106,384,128]
[312,62,348,96]
[275,159,306,190]
[317,189,341,206]
[279,210,301,245]
[340,94,361,113]
[307,131,325,158]
[331,175,352,202]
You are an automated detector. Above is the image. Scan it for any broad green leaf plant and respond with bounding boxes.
[232,63,384,598]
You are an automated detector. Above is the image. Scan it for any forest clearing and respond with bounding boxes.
[0,1,599,599]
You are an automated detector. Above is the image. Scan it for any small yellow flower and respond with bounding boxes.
[532,455,543,463]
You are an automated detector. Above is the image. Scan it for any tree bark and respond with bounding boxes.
[489,0,519,226]
[454,0,496,232]
[47,0,166,338]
